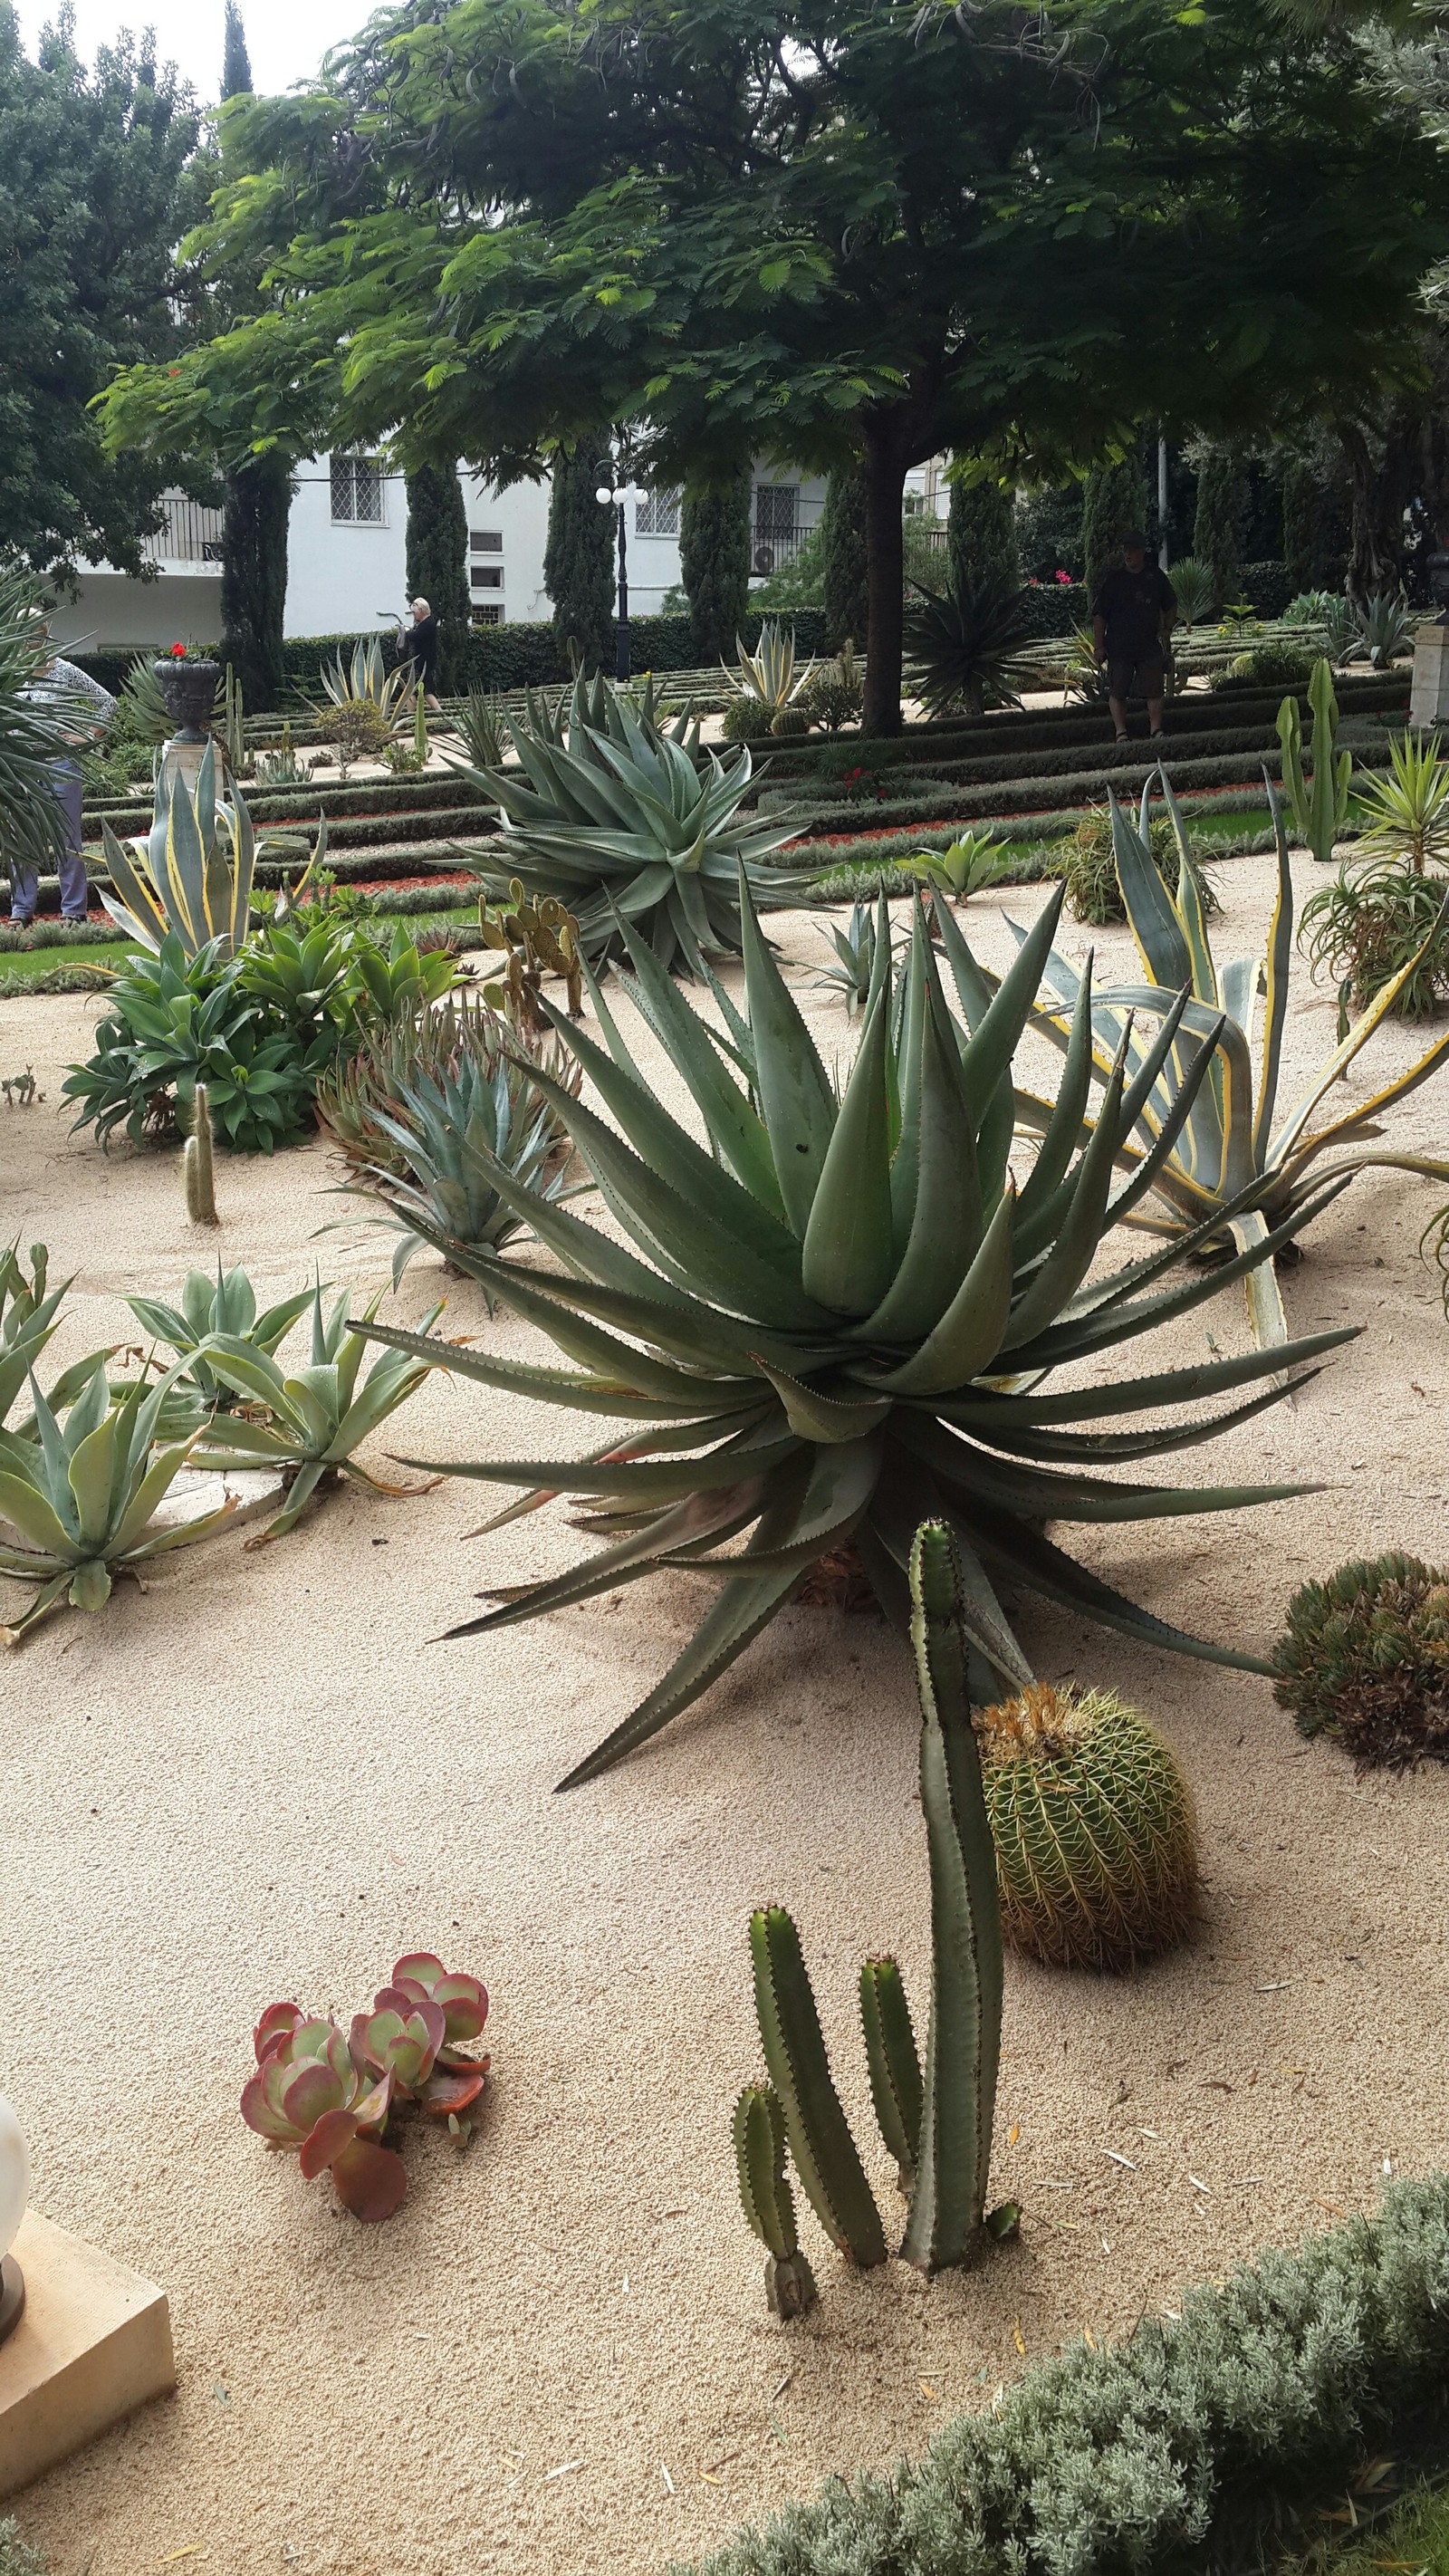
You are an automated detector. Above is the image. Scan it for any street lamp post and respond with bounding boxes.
[596,460,642,681]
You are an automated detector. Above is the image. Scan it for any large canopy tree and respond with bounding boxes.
[0,5,200,583]
[100,0,1448,729]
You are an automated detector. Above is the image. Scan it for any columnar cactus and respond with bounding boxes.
[184,1082,217,1226]
[859,1957,921,2196]
[978,1683,1197,1969]
[733,2083,817,2318]
[749,1906,887,2267]
[900,1520,1004,2273]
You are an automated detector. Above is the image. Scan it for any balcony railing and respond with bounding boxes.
[139,496,226,566]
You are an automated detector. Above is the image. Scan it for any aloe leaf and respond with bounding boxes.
[862,998,983,1342]
[0,1469,77,1559]
[737,865,836,1235]
[554,1547,808,1787]
[951,1498,1274,1674]
[860,1184,1015,1398]
[612,924,784,1218]
[444,1475,776,1639]
[1110,789,1193,993]
[801,989,897,1318]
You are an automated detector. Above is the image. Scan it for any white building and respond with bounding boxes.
[49,453,939,656]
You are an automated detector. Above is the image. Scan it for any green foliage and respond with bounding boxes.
[947,477,1019,597]
[733,2084,816,2318]
[731,620,815,724]
[750,524,825,615]
[459,670,810,973]
[1016,483,1084,583]
[902,574,1041,717]
[219,454,290,712]
[374,874,1337,1784]
[1217,640,1316,691]
[543,447,615,674]
[1354,730,1449,876]
[1282,455,1340,594]
[221,0,253,97]
[100,741,266,959]
[61,936,311,1152]
[1300,860,1449,1022]
[820,470,868,652]
[1193,448,1252,607]
[0,18,200,582]
[450,691,509,771]
[797,641,863,735]
[811,899,885,1014]
[0,1358,235,1642]
[1028,776,1449,1348]
[0,569,96,878]
[900,835,1008,905]
[1061,802,1217,927]
[405,465,471,694]
[680,469,752,663]
[1277,658,1353,863]
[1272,1553,1449,1768]
[0,2519,47,2576]
[125,1265,311,1411]
[1351,592,1414,670]
[1082,454,1150,601]
[858,1957,920,2195]
[678,2176,1449,2576]
[978,1681,1197,1969]
[750,1905,888,2268]
[195,1280,446,1541]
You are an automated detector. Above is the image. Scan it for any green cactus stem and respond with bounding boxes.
[1275,658,1352,867]
[900,1520,1004,2275]
[859,1956,922,2195]
[749,1906,887,2268]
[184,1082,218,1226]
[733,2082,818,2319]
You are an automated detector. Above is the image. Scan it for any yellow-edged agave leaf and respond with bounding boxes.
[1016,774,1449,1348]
[99,743,265,962]
[355,868,1347,1783]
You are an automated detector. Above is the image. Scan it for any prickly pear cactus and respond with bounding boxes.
[1272,1552,1449,1768]
[733,2082,817,2319]
[978,1684,1196,1971]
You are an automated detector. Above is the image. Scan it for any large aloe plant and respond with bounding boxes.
[364,870,1350,1785]
[100,742,317,961]
[457,671,812,975]
[1016,774,1449,1349]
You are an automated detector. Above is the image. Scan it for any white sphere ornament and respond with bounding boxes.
[0,2090,29,2345]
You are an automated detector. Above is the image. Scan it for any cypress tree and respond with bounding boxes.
[820,467,868,652]
[946,476,1019,593]
[1082,453,1150,601]
[679,467,751,662]
[543,447,616,673]
[405,464,471,694]
[1192,447,1252,607]
[218,452,289,710]
[221,1,252,99]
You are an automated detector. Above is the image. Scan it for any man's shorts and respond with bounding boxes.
[1107,654,1166,701]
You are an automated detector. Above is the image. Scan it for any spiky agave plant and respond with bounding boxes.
[1016,774,1449,1348]
[100,741,319,961]
[454,670,813,974]
[362,871,1353,1786]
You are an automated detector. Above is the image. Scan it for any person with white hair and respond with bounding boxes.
[8,633,116,928]
[395,595,441,707]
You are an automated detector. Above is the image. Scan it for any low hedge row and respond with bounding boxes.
[753,716,1374,809]
[780,740,1393,840]
[678,2177,1449,2576]
[82,772,489,833]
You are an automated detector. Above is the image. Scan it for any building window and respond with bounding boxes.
[471,603,504,627]
[330,455,385,525]
[470,529,503,553]
[636,487,681,538]
[755,484,798,543]
[470,565,504,591]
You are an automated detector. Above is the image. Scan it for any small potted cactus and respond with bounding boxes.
[153,641,220,742]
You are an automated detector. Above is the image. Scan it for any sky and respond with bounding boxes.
[12,0,371,100]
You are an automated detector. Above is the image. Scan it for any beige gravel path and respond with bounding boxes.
[1,852,1448,2576]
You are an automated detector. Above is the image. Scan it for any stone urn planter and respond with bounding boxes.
[152,657,219,744]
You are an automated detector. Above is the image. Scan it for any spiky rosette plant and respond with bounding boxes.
[454,670,813,974]
[976,1683,1197,1970]
[1272,1553,1449,1768]
[363,870,1354,1788]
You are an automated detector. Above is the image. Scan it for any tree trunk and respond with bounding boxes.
[862,424,908,736]
[1339,410,1416,604]
[219,451,292,710]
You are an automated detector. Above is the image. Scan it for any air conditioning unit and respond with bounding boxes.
[752,543,776,575]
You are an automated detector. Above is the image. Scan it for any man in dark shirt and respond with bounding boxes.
[396,596,441,706]
[1091,534,1176,741]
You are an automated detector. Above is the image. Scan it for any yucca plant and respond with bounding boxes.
[1276,658,1353,868]
[1352,730,1449,875]
[363,871,1348,1786]
[1019,774,1449,1348]
[124,1264,312,1412]
[456,669,813,975]
[728,621,816,728]
[0,1360,236,1642]
[903,573,1042,718]
[195,1282,446,1541]
[100,743,317,961]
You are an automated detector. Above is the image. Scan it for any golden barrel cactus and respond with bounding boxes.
[976,1684,1196,1972]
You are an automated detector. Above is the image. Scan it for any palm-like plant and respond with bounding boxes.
[1016,774,1449,1348]
[195,1282,446,1541]
[456,671,813,974]
[1351,731,1449,874]
[0,569,96,880]
[0,1360,236,1642]
[362,875,1348,1787]
[101,743,315,960]
[1166,557,1214,628]
[902,573,1042,719]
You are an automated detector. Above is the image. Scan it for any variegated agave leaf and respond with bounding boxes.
[450,671,818,976]
[360,871,1351,1787]
[1015,769,1449,1348]
[100,744,314,961]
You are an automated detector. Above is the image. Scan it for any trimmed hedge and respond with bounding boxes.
[272,611,832,697]
[677,2177,1449,2576]
[82,773,489,832]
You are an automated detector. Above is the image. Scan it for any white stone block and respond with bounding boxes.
[0,2211,175,2499]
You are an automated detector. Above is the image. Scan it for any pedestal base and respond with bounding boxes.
[1409,622,1449,727]
[158,735,209,802]
[0,2212,174,2500]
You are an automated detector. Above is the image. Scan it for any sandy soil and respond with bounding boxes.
[2,853,1449,2576]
